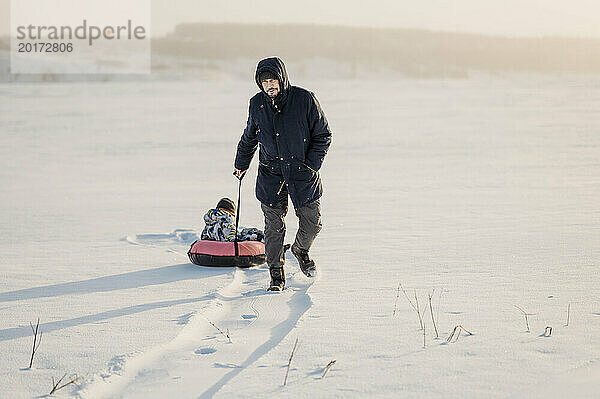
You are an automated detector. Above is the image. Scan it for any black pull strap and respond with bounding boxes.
[234,176,242,258]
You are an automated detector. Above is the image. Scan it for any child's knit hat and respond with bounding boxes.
[216,198,235,214]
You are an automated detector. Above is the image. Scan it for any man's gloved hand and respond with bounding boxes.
[233,169,247,180]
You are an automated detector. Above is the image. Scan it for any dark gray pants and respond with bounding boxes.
[261,189,322,269]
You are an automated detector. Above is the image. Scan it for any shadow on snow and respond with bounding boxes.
[197,273,312,399]
[0,293,219,342]
[0,263,233,342]
[0,263,229,303]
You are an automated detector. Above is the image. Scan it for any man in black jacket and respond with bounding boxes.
[234,57,332,291]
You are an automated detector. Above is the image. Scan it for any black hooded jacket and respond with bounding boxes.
[234,57,332,209]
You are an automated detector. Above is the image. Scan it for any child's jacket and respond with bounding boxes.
[201,208,236,241]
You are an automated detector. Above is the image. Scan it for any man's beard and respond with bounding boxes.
[267,88,279,98]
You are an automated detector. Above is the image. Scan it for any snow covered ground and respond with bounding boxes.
[1,75,599,398]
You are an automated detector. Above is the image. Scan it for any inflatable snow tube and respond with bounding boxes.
[187,240,266,268]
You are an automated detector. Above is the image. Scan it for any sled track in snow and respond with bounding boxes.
[198,272,312,399]
[79,249,314,399]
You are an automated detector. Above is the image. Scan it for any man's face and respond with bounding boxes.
[261,78,280,98]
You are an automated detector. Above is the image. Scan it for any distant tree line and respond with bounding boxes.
[152,23,600,77]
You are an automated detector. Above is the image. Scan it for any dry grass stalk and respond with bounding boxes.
[283,338,299,386]
[49,373,79,395]
[399,284,425,330]
[446,325,473,343]
[207,319,231,343]
[321,359,336,378]
[514,305,531,332]
[423,316,426,348]
[566,303,571,327]
[29,318,42,368]
[393,283,401,316]
[428,291,439,339]
[414,291,424,330]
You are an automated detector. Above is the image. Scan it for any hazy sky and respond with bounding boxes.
[2,0,599,38]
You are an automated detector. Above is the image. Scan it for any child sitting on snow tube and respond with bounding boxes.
[201,198,264,242]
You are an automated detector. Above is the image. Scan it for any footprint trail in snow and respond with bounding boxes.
[79,250,314,399]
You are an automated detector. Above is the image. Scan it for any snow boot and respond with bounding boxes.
[291,244,316,277]
[267,267,285,291]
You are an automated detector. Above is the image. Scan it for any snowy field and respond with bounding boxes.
[1,75,599,398]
